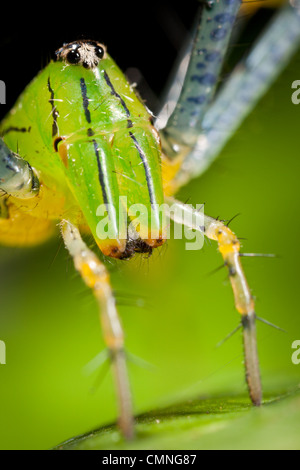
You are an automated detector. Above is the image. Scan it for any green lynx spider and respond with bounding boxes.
[0,0,299,439]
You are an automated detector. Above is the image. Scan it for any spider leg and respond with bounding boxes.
[60,220,134,440]
[159,1,300,192]
[165,197,262,406]
[0,137,39,200]
[158,0,242,152]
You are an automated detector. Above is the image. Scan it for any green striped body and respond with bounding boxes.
[0,45,165,257]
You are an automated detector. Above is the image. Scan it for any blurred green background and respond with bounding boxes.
[0,5,299,450]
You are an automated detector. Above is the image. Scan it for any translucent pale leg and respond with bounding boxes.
[60,220,134,439]
[165,197,262,406]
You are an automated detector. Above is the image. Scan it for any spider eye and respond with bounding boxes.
[66,49,81,64]
[95,45,104,59]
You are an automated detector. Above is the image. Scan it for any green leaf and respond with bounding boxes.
[54,389,300,450]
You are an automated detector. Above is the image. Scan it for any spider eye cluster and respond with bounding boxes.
[55,40,105,69]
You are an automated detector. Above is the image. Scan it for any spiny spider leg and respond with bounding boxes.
[160,0,300,407]
[159,1,300,190]
[165,197,261,406]
[159,0,242,152]
[60,220,134,439]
